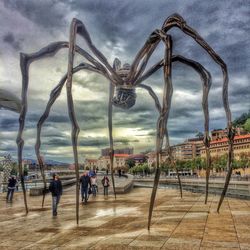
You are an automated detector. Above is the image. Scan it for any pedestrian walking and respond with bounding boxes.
[118,169,122,178]
[90,175,98,196]
[80,171,91,204]
[49,174,62,216]
[101,175,109,196]
[6,176,17,202]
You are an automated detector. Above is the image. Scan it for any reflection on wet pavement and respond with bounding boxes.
[0,187,250,249]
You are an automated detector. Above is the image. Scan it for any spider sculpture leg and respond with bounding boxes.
[172,55,212,204]
[18,17,119,215]
[66,18,83,225]
[162,14,234,211]
[145,34,173,230]
[107,58,122,199]
[134,13,232,215]
[66,19,124,223]
[137,52,211,228]
[17,43,71,214]
[36,63,103,207]
[138,83,184,198]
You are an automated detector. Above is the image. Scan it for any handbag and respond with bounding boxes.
[88,187,92,194]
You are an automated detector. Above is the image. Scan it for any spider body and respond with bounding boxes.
[16,14,234,229]
[112,63,137,109]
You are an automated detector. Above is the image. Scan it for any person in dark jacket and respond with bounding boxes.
[49,174,62,216]
[79,171,91,204]
[6,176,17,202]
[101,175,110,196]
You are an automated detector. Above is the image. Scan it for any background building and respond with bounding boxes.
[101,147,133,156]
[97,154,130,170]
[171,137,204,161]
[200,134,250,160]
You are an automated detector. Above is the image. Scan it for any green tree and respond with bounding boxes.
[233,110,250,127]
[243,118,250,132]
[126,158,136,169]
[23,166,29,176]
[238,152,250,175]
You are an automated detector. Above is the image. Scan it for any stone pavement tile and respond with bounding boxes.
[128,239,165,249]
[79,219,108,228]
[200,248,240,250]
[141,228,171,237]
[59,236,106,249]
[35,231,79,246]
[8,232,47,242]
[162,237,201,250]
[201,240,240,249]
[136,234,167,241]
[240,243,250,250]
[237,233,250,243]
[172,229,204,240]
[183,212,208,220]
[112,229,144,238]
[189,205,210,212]
[203,231,238,242]
[20,243,58,249]
[0,240,34,249]
[89,236,134,249]
[0,247,21,250]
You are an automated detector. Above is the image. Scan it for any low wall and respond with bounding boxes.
[134,178,250,200]
[115,174,134,194]
[30,178,76,196]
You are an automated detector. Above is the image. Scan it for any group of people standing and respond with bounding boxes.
[79,171,110,204]
[48,171,110,216]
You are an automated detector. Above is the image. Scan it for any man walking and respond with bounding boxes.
[49,174,62,216]
[101,175,110,196]
[80,171,91,204]
[6,176,16,202]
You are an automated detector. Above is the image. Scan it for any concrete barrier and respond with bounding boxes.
[134,178,250,200]
[115,174,134,194]
[30,178,76,196]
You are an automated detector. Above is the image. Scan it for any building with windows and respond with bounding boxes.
[171,138,204,161]
[101,147,133,156]
[85,159,98,169]
[126,154,148,166]
[97,154,130,170]
[200,134,250,159]
[211,127,247,141]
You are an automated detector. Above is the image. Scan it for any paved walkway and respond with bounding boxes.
[0,187,250,249]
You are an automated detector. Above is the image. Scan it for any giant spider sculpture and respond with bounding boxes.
[17,14,235,229]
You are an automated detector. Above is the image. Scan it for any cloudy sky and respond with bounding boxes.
[0,0,249,163]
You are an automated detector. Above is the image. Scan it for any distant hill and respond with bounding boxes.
[233,110,250,132]
[23,158,68,166]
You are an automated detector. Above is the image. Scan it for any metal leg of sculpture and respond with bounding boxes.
[17,41,101,213]
[66,19,88,224]
[162,14,234,209]
[148,35,173,230]
[139,54,212,202]
[107,58,122,199]
[35,63,102,208]
[138,83,182,198]
[172,55,212,203]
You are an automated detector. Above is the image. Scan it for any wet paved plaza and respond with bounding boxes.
[0,187,250,249]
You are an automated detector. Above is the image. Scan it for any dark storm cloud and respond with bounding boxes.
[3,32,21,50]
[0,0,249,161]
[3,0,68,29]
[45,136,139,148]
[0,118,18,130]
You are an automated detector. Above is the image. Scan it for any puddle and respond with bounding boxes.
[95,206,139,217]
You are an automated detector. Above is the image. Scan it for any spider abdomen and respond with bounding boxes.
[112,87,136,109]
